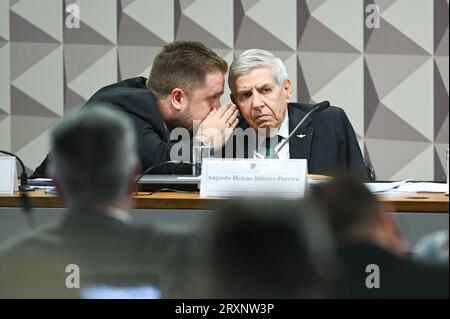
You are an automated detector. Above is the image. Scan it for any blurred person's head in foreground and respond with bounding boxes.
[312,176,406,254]
[188,199,338,298]
[50,105,139,212]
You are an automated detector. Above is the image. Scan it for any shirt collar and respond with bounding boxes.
[278,111,289,139]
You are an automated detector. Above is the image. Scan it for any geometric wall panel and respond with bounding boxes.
[10,115,58,154]
[176,0,232,50]
[365,17,430,56]
[176,14,229,49]
[15,121,57,172]
[9,8,60,43]
[118,11,166,46]
[435,56,449,94]
[11,86,61,117]
[1,0,448,181]
[310,0,363,52]
[382,57,434,142]
[364,54,429,99]
[64,44,113,83]
[235,0,294,51]
[365,104,429,142]
[67,47,117,100]
[433,0,449,180]
[69,0,117,45]
[10,0,63,43]
[245,0,296,50]
[183,0,233,48]
[0,115,10,151]
[0,0,9,42]
[0,43,10,115]
[283,53,298,102]
[118,46,160,80]
[299,16,360,53]
[11,45,64,117]
[434,143,448,182]
[365,138,432,180]
[382,0,433,55]
[298,52,360,98]
[312,55,364,137]
[10,42,59,80]
[390,144,434,181]
[122,0,174,44]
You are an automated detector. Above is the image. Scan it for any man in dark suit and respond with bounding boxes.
[31,41,239,178]
[225,49,369,180]
[312,176,449,298]
[0,107,183,298]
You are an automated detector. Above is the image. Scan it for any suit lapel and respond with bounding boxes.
[288,105,314,161]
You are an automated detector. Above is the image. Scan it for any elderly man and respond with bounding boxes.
[227,49,369,180]
[31,41,239,177]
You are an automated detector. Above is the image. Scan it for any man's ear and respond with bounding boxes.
[171,88,185,111]
[284,79,292,101]
[230,93,237,105]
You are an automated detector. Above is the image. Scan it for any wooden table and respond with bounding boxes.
[0,189,448,212]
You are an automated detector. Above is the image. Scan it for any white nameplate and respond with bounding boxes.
[200,158,308,198]
[0,156,18,195]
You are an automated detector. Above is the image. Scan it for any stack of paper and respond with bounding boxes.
[366,179,449,194]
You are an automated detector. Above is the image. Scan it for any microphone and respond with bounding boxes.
[0,150,34,192]
[269,100,331,159]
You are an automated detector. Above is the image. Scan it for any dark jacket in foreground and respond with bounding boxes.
[333,241,449,298]
[0,210,184,298]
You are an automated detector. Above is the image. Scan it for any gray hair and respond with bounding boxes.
[228,49,288,93]
[50,105,138,210]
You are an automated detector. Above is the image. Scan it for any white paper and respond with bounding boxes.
[0,156,16,195]
[200,158,308,198]
[365,179,413,193]
[391,182,448,193]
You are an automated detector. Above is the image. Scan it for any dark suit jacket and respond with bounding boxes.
[225,103,369,180]
[31,77,193,178]
[0,210,183,298]
[333,241,449,298]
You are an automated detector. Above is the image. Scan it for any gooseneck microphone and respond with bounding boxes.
[0,150,34,192]
[270,100,331,159]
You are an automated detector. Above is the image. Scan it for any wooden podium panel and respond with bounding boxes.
[0,189,448,212]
